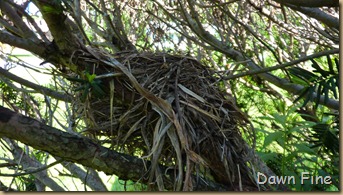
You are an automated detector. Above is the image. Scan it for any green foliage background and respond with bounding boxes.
[0,0,339,191]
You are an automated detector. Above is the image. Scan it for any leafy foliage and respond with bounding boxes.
[290,56,339,108]
[67,72,105,102]
[0,0,339,192]
[254,104,339,191]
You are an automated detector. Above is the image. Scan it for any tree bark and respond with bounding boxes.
[271,0,339,7]
[285,5,339,30]
[0,106,230,191]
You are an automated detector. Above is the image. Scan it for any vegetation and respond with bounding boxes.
[0,0,339,191]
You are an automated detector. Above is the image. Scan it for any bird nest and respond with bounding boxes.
[71,50,257,190]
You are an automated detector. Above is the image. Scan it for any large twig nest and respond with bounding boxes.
[71,50,258,191]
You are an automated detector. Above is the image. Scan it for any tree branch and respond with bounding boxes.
[0,67,73,102]
[176,3,338,110]
[3,138,65,191]
[33,0,79,54]
[0,31,45,56]
[271,0,339,7]
[285,5,339,30]
[60,160,108,191]
[223,48,339,110]
[0,1,37,39]
[222,48,339,80]
[0,106,230,191]
[0,180,17,191]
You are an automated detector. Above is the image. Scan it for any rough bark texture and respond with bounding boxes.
[0,106,229,191]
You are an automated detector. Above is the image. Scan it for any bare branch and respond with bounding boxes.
[286,5,339,30]
[0,67,73,102]
[223,48,339,80]
[271,0,339,7]
[0,1,37,39]
[0,155,63,177]
[173,2,338,110]
[3,138,65,191]
[0,31,45,56]
[60,160,108,191]
[0,17,22,37]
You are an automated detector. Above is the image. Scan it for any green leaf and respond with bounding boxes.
[286,104,301,116]
[327,55,335,74]
[294,87,309,104]
[289,67,317,83]
[335,75,339,91]
[86,72,97,82]
[291,75,309,86]
[258,152,278,162]
[74,85,87,91]
[272,113,287,125]
[294,143,315,154]
[254,127,269,134]
[313,84,321,109]
[329,77,338,99]
[264,131,284,147]
[81,87,90,102]
[257,116,275,121]
[311,59,329,77]
[302,86,315,107]
[91,82,105,96]
[289,122,316,133]
[334,58,339,73]
[276,138,285,148]
[322,81,329,104]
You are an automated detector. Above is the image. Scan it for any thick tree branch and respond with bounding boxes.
[285,5,339,30]
[0,106,230,191]
[6,0,50,42]
[0,1,37,39]
[0,17,22,37]
[0,31,64,68]
[33,0,79,54]
[0,31,45,56]
[271,0,339,7]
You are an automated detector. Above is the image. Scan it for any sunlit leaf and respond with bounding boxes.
[263,131,284,148]
[294,143,315,154]
[272,113,287,125]
[327,55,335,74]
[334,58,339,73]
